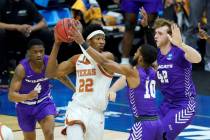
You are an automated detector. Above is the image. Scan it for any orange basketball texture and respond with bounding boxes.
[55,18,82,43]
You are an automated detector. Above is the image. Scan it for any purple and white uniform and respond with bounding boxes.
[157,46,196,140]
[16,55,56,132]
[128,66,163,140]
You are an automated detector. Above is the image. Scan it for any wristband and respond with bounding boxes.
[81,42,89,50]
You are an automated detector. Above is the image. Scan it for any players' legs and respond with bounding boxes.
[128,119,164,140]
[161,108,195,140]
[121,13,136,62]
[120,0,138,64]
[67,124,84,140]
[36,99,57,140]
[38,115,55,140]
[16,106,37,140]
[64,102,87,140]
[23,131,36,140]
[85,110,104,140]
[128,121,144,140]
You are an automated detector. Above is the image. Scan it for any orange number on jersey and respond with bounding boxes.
[79,78,93,92]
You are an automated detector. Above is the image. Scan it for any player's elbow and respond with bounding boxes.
[45,72,55,78]
[192,54,202,64]
[45,70,61,78]
[8,92,15,102]
[195,54,202,63]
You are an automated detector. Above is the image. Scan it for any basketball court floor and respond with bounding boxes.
[1,72,210,140]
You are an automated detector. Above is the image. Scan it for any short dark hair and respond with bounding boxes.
[140,44,157,65]
[27,38,44,50]
[83,24,104,40]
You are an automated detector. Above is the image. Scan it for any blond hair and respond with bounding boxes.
[153,18,174,35]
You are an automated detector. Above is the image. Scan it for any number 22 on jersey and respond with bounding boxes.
[79,78,93,92]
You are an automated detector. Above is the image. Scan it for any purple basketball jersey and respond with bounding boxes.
[127,66,164,140]
[19,55,50,100]
[157,46,196,105]
[157,46,196,139]
[16,55,57,132]
[128,66,158,117]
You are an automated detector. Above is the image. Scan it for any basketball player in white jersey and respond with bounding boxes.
[46,24,115,140]
[0,123,14,140]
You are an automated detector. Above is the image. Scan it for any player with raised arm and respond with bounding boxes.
[68,23,164,140]
[154,18,201,139]
[46,23,116,140]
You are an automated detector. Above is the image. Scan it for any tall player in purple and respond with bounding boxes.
[67,25,164,139]
[154,18,202,139]
[8,39,75,140]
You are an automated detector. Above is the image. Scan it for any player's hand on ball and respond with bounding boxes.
[68,22,85,45]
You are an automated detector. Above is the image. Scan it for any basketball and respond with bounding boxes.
[54,18,82,43]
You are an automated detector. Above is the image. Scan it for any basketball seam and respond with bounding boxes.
[62,19,69,41]
[55,26,66,41]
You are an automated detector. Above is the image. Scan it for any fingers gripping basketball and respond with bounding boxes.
[54,18,82,43]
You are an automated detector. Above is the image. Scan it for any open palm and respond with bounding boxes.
[167,24,183,47]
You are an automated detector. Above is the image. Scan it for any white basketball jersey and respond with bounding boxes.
[72,54,113,111]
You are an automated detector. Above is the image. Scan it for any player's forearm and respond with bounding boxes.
[57,76,76,92]
[109,76,127,93]
[8,92,29,102]
[0,22,18,31]
[31,19,47,32]
[180,43,202,63]
[46,43,61,78]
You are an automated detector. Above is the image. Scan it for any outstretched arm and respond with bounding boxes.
[168,24,201,63]
[109,76,127,93]
[108,76,127,102]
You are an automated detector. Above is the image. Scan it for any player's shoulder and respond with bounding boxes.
[14,64,25,79]
[68,54,82,65]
